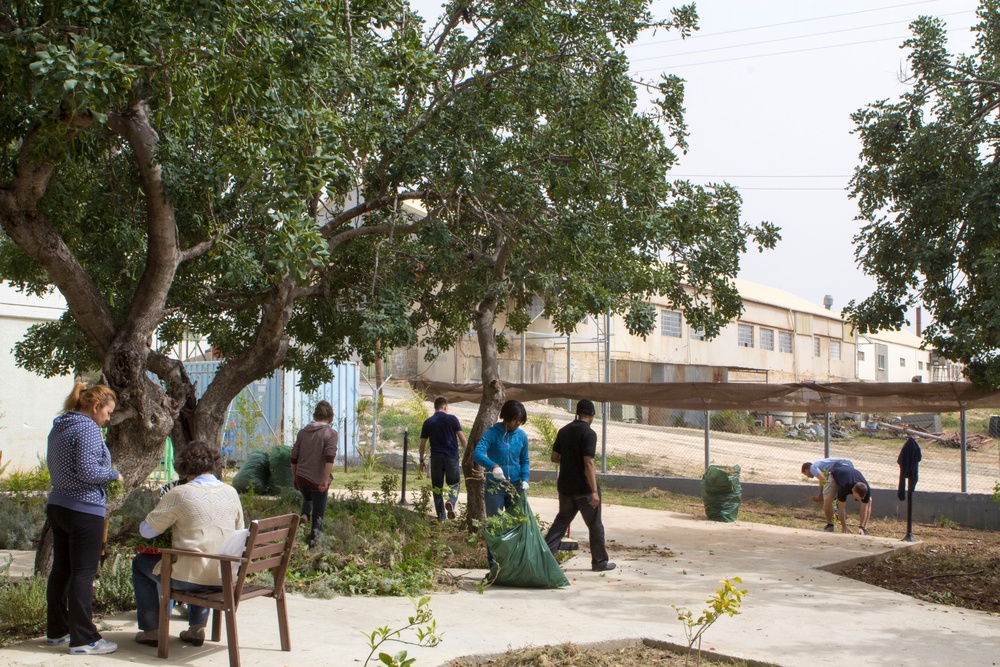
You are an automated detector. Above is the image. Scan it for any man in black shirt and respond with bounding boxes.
[543,400,615,571]
[830,462,873,535]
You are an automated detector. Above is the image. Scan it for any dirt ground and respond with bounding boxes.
[445,639,765,667]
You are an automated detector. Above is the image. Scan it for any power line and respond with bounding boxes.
[633,25,973,73]
[736,187,848,191]
[675,174,851,178]
[628,10,971,64]
[630,0,956,48]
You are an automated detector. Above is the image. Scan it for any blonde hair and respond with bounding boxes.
[64,381,117,413]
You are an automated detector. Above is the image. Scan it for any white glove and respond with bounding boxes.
[520,480,529,491]
[491,466,505,481]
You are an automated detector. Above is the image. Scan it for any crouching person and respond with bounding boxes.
[132,440,245,647]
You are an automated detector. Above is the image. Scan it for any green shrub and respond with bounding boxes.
[0,496,45,550]
[93,550,135,614]
[0,459,50,501]
[0,566,47,646]
[710,410,755,435]
[527,414,558,446]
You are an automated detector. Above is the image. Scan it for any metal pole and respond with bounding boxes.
[960,408,968,493]
[399,429,409,505]
[566,334,572,412]
[343,416,348,473]
[824,412,831,458]
[520,332,526,383]
[704,410,711,470]
[602,309,610,473]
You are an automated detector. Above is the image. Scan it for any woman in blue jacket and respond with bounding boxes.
[45,382,121,655]
[473,400,529,567]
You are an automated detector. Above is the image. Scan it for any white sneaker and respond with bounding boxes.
[45,634,70,646]
[69,638,118,655]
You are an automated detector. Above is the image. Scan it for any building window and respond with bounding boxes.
[738,324,754,348]
[900,357,906,367]
[778,331,793,353]
[877,354,886,370]
[661,311,682,337]
[691,328,706,341]
[918,360,924,370]
[760,328,774,351]
[858,350,866,362]
[830,340,841,360]
[813,337,821,357]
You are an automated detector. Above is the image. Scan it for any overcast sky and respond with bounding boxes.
[410,0,982,326]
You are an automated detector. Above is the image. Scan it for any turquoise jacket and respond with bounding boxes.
[473,422,530,484]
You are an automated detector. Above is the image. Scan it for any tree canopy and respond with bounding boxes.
[847,0,1000,387]
[0,0,776,482]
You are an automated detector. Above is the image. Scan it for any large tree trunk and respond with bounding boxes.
[462,294,506,532]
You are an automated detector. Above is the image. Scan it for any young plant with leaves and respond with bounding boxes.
[672,577,748,666]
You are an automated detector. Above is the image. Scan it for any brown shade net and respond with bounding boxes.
[409,380,1000,413]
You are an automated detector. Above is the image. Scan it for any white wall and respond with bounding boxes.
[0,283,73,470]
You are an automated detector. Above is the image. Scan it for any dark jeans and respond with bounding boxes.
[132,552,217,630]
[544,490,610,568]
[429,455,461,521]
[46,504,105,647]
[483,479,518,568]
[300,488,329,542]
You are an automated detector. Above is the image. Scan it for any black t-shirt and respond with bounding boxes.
[832,464,872,503]
[419,411,463,459]
[553,419,597,496]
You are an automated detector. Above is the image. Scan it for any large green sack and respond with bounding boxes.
[483,492,570,589]
[232,450,270,494]
[268,445,294,492]
[701,464,742,522]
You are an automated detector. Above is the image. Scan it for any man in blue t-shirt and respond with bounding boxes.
[419,397,467,521]
[830,462,874,535]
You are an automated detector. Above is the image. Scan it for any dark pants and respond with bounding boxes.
[544,490,610,568]
[132,553,215,630]
[484,479,517,569]
[46,504,104,648]
[430,455,461,521]
[300,488,329,543]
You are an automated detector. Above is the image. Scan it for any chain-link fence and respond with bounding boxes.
[376,388,999,496]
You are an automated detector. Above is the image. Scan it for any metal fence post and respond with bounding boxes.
[704,410,711,470]
[960,408,968,493]
[824,412,831,459]
[343,416,348,473]
[399,429,409,505]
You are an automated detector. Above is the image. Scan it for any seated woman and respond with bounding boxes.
[132,440,244,647]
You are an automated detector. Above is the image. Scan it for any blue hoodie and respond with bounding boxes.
[473,422,530,485]
[47,411,119,517]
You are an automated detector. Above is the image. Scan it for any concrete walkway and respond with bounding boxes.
[2,497,997,667]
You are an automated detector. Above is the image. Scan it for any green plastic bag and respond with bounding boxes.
[232,450,271,494]
[701,464,742,522]
[267,445,294,492]
[483,492,569,589]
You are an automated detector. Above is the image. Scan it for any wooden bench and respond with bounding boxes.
[157,513,300,667]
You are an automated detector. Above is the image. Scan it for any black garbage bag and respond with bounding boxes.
[267,445,294,492]
[701,464,742,522]
[232,450,271,493]
[482,491,569,589]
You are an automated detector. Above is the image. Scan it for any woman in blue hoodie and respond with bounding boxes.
[473,400,529,567]
[45,382,121,655]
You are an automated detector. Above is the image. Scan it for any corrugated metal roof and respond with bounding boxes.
[733,278,844,320]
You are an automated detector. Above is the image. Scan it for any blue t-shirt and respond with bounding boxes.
[419,411,463,459]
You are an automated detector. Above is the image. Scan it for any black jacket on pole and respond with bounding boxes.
[897,437,922,500]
